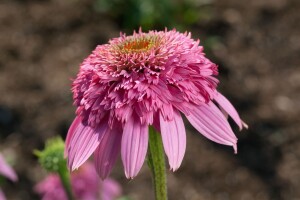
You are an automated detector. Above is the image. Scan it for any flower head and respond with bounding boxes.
[66,29,247,179]
[35,162,122,200]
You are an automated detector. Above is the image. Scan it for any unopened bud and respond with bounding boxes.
[34,137,66,172]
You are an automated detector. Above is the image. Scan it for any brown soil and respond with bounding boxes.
[0,0,299,199]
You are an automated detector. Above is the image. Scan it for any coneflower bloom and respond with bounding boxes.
[35,162,121,200]
[65,29,247,179]
[0,153,18,200]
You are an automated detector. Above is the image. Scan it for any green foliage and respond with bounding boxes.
[0,176,4,185]
[202,36,221,54]
[94,0,207,31]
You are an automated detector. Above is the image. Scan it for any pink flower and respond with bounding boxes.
[65,29,247,179]
[0,153,18,200]
[35,162,122,200]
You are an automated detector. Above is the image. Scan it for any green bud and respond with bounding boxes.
[34,137,66,173]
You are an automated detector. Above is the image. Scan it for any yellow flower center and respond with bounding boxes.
[118,35,160,53]
[123,40,151,51]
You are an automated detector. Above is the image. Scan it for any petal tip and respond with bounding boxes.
[125,173,136,180]
[71,166,78,171]
[170,166,179,172]
[233,143,238,154]
[242,121,249,130]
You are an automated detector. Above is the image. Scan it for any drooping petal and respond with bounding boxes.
[186,102,238,153]
[121,116,148,179]
[159,109,186,171]
[64,116,81,157]
[94,125,122,179]
[0,154,17,182]
[67,118,108,170]
[214,91,246,130]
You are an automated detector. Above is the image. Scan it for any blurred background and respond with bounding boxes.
[0,0,299,199]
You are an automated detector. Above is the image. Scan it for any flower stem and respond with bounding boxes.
[148,126,168,200]
[58,169,74,200]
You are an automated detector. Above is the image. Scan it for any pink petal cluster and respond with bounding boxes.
[0,153,18,200]
[35,162,121,200]
[66,29,247,179]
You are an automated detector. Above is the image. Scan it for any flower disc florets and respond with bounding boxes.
[67,29,246,179]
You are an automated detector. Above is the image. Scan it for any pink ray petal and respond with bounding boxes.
[214,91,246,130]
[67,118,108,170]
[186,102,238,153]
[0,154,17,182]
[121,116,148,179]
[64,116,81,157]
[0,189,6,200]
[160,109,186,171]
[94,125,122,180]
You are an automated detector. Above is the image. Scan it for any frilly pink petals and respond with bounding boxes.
[94,126,122,179]
[186,102,238,153]
[67,119,107,170]
[160,110,186,171]
[0,154,17,182]
[214,91,246,130]
[121,116,148,179]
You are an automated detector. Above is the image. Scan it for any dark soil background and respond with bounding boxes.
[0,0,299,199]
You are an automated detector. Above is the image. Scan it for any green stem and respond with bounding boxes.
[148,126,168,200]
[58,169,74,200]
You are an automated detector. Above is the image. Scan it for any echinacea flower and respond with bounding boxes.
[65,29,247,179]
[35,162,121,200]
[0,153,18,200]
